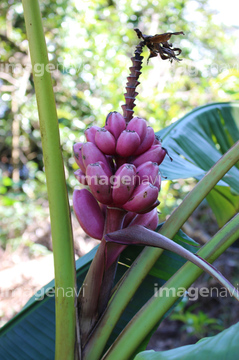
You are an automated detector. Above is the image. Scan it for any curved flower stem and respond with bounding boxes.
[78,208,126,347]
[83,141,239,360]
[22,1,77,359]
[98,208,127,314]
[103,212,239,360]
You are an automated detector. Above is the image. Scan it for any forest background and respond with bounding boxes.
[0,0,239,346]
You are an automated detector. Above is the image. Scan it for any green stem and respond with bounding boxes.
[103,212,239,360]
[22,1,77,359]
[83,141,239,360]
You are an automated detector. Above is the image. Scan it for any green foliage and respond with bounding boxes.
[1,0,239,163]
[170,298,223,338]
[134,321,239,360]
[0,171,47,247]
[206,185,239,227]
[0,228,200,358]
[0,185,46,248]
[157,102,239,226]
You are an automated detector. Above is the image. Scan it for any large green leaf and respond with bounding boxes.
[206,185,239,227]
[157,102,239,226]
[0,230,197,359]
[134,321,239,360]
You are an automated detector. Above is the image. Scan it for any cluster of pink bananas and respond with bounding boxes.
[73,111,167,240]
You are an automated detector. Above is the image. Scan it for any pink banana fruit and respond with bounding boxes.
[95,128,116,155]
[97,161,113,178]
[132,144,166,167]
[129,208,159,230]
[81,142,109,169]
[137,199,160,214]
[116,130,141,157]
[86,162,113,205]
[73,142,86,172]
[112,163,136,205]
[133,126,155,156]
[105,111,126,139]
[122,182,158,213]
[74,169,88,185]
[127,117,147,142]
[85,125,101,144]
[73,189,104,240]
[135,161,160,189]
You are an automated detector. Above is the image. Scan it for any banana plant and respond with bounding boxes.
[4,1,237,360]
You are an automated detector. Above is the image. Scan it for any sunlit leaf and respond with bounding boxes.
[157,102,239,225]
[206,185,239,227]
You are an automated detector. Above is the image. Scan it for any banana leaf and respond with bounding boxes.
[134,321,239,360]
[157,102,239,226]
[0,230,197,359]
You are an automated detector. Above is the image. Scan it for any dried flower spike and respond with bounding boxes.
[134,28,184,63]
[122,28,184,123]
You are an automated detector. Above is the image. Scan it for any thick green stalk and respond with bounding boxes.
[22,1,77,359]
[83,141,239,360]
[103,213,239,360]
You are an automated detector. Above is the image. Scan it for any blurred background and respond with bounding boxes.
[0,0,239,349]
